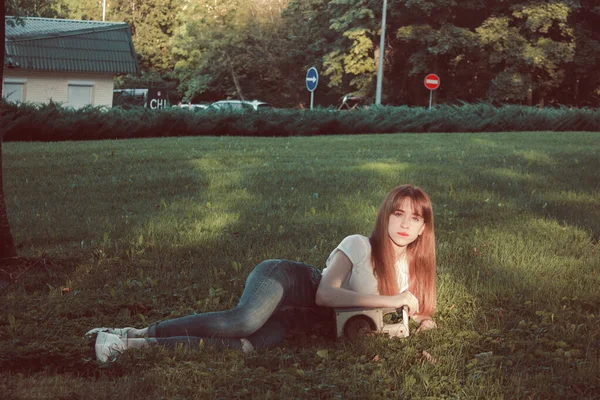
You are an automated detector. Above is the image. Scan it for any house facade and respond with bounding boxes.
[3,17,138,108]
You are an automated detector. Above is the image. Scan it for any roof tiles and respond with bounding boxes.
[5,17,139,74]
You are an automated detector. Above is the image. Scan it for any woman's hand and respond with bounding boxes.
[394,291,419,315]
[416,319,437,333]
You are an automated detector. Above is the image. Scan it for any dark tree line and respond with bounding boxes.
[8,0,596,108]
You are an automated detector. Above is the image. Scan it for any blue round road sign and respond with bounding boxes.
[306,67,319,92]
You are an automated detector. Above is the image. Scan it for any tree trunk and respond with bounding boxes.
[231,67,245,101]
[1,0,4,100]
[0,143,17,260]
[1,5,18,260]
[227,54,245,101]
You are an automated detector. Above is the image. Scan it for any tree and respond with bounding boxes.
[107,0,182,73]
[66,0,183,77]
[1,0,68,260]
[392,0,491,105]
[283,0,599,106]
[1,2,17,260]
[171,0,304,105]
[170,0,249,101]
[558,0,600,106]
[61,0,102,20]
[322,0,380,98]
[476,1,577,105]
[281,0,339,105]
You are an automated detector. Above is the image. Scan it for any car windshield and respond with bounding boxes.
[210,101,273,111]
[214,102,243,110]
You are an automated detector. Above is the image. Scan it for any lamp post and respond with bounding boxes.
[375,0,388,105]
[102,0,107,21]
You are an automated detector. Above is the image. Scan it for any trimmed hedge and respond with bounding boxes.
[1,101,599,141]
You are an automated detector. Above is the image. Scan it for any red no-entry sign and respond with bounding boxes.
[424,74,440,90]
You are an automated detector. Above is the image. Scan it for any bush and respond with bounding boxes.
[1,101,599,142]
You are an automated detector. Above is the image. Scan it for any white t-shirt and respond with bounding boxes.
[322,234,409,295]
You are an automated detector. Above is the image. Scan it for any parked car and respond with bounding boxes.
[175,103,208,111]
[209,100,274,111]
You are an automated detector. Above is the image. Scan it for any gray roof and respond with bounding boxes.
[5,17,139,74]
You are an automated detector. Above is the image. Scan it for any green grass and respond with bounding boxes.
[1,132,599,399]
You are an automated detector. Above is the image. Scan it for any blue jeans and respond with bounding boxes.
[147,260,331,350]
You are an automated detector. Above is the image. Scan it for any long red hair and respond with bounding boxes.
[369,185,437,317]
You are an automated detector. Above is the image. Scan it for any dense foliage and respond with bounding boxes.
[8,0,600,108]
[1,101,599,141]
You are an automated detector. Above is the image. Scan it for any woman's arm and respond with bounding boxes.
[315,252,419,313]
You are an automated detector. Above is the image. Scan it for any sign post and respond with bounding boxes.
[306,67,319,110]
[424,74,440,110]
[375,0,388,105]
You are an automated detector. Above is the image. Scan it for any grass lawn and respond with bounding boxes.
[1,131,599,399]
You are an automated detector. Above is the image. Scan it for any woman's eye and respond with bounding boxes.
[395,212,402,217]
[412,217,420,222]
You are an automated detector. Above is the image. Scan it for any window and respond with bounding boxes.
[3,82,24,103]
[68,84,93,109]
[256,103,273,110]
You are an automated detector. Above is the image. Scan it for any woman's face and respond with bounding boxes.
[387,198,426,253]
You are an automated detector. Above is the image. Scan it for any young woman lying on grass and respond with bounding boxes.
[87,184,437,363]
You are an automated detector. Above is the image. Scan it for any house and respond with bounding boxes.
[3,17,139,108]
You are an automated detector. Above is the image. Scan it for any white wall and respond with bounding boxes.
[2,69,115,108]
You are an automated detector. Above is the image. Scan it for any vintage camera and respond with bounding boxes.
[334,307,410,340]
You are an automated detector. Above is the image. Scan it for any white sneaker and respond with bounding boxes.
[240,338,254,353]
[95,332,126,363]
[85,327,135,339]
